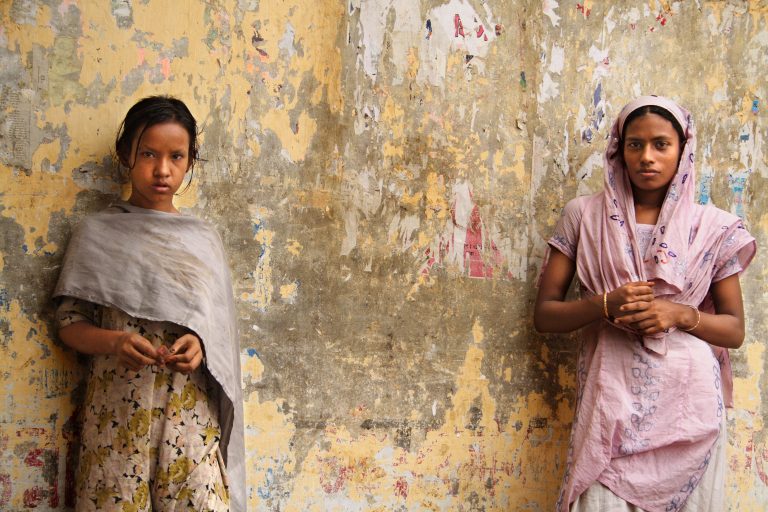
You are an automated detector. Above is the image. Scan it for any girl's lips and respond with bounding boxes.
[152,184,171,192]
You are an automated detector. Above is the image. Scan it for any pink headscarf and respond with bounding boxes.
[551,96,756,511]
[576,95,753,355]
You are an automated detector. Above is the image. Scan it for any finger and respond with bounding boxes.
[619,301,650,313]
[189,351,203,371]
[626,280,655,288]
[640,325,664,335]
[126,344,157,367]
[131,336,159,360]
[169,334,197,354]
[180,352,204,374]
[615,311,651,325]
[165,352,189,365]
[114,333,153,366]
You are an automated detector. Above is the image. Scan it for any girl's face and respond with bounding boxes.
[125,122,191,213]
[622,112,682,201]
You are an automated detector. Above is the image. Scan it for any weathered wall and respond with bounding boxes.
[0,0,766,510]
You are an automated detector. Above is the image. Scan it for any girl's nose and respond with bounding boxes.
[640,144,655,163]
[154,157,171,176]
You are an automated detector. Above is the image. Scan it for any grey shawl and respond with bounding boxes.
[53,202,245,512]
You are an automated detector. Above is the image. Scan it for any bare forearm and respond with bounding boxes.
[58,321,121,355]
[534,295,604,333]
[677,306,744,349]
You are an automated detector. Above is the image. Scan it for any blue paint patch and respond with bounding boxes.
[425,19,432,39]
[696,175,713,205]
[250,222,268,258]
[582,127,593,143]
[22,244,28,253]
[520,71,526,89]
[727,169,751,219]
[739,133,750,142]
[247,348,260,358]
[0,289,9,311]
[752,99,759,115]
[257,468,274,499]
[593,83,602,106]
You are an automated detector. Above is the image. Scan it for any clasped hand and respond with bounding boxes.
[606,281,685,335]
[113,332,203,374]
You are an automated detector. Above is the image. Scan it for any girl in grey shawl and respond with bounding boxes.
[54,96,245,511]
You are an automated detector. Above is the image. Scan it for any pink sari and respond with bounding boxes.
[547,96,756,511]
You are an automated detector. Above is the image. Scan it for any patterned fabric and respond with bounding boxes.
[58,298,230,512]
[635,224,654,257]
[53,202,245,511]
[545,97,756,512]
[570,415,726,512]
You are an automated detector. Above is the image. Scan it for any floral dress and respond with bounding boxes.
[57,298,230,512]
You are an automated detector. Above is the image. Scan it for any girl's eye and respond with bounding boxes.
[141,151,154,158]
[172,154,186,160]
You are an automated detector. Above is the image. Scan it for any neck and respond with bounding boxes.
[632,186,667,224]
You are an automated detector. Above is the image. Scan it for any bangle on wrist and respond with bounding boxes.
[602,292,614,321]
[682,305,700,332]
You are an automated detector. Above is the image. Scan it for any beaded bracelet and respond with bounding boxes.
[682,305,701,332]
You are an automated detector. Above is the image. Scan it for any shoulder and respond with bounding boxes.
[560,193,600,223]
[694,203,749,236]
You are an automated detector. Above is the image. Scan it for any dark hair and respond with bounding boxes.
[621,105,686,146]
[115,96,199,183]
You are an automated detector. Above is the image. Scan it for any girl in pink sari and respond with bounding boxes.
[535,96,756,511]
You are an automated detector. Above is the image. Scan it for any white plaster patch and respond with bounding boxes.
[417,0,497,87]
[697,143,715,205]
[389,1,422,85]
[604,7,616,34]
[508,228,528,280]
[548,45,564,74]
[576,152,603,181]
[340,168,383,256]
[712,85,728,104]
[538,72,559,102]
[357,0,393,81]
[444,181,473,270]
[588,45,610,79]
[559,128,569,175]
[531,135,549,198]
[627,7,641,26]
[387,212,421,251]
[375,446,395,463]
[542,0,560,27]
[341,209,358,256]
[739,122,764,178]
[278,22,297,57]
[356,0,423,84]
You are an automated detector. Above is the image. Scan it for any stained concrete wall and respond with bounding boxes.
[0,0,766,510]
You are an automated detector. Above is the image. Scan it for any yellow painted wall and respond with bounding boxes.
[0,1,766,510]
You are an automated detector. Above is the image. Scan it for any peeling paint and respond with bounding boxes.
[1,1,766,510]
